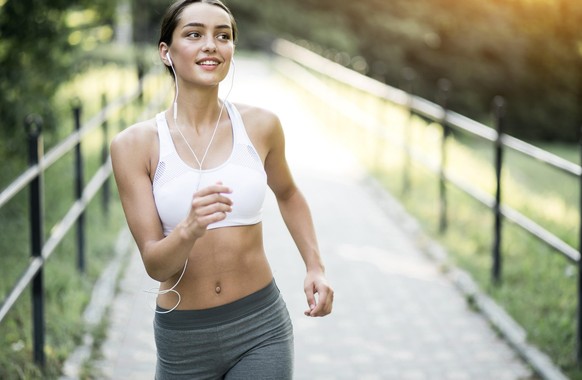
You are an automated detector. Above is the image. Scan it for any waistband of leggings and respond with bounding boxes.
[155,279,279,330]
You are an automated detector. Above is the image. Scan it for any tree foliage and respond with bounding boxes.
[1,0,580,144]
[268,0,582,142]
[232,0,582,142]
[0,0,116,155]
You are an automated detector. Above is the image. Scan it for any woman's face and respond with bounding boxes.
[165,2,235,87]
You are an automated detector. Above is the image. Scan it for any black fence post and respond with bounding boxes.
[25,114,46,368]
[437,78,451,234]
[72,100,86,273]
[577,125,582,364]
[401,67,415,196]
[492,96,505,284]
[101,94,110,216]
[137,60,145,105]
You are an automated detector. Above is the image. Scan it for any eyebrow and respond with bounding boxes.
[182,22,232,31]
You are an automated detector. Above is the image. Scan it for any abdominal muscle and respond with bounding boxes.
[156,223,274,311]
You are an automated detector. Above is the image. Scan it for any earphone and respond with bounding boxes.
[166,52,179,120]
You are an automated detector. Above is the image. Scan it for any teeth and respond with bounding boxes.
[199,60,218,65]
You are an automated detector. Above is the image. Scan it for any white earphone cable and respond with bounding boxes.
[144,258,188,314]
[146,54,236,314]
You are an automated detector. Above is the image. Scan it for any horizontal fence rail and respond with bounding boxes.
[0,91,142,324]
[271,38,581,375]
[0,88,142,211]
[0,65,168,368]
[272,38,581,264]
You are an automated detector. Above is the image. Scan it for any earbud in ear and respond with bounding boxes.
[166,52,173,66]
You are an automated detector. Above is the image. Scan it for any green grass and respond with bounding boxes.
[281,69,582,379]
[0,60,161,379]
[0,190,127,379]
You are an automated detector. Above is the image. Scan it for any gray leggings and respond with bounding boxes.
[154,280,294,379]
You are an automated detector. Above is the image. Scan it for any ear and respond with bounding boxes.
[159,43,171,67]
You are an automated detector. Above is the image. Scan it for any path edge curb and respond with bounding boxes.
[59,227,133,380]
[364,176,569,380]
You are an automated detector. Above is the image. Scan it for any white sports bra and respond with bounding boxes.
[152,101,267,236]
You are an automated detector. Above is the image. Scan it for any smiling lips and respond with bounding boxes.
[197,58,220,68]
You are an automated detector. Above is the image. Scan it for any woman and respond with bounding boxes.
[110,0,334,378]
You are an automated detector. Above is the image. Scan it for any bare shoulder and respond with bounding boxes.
[232,103,286,164]
[234,103,281,131]
[110,117,159,177]
[111,117,158,151]
[233,103,284,158]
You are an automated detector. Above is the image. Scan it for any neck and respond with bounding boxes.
[171,87,228,170]
[172,84,223,134]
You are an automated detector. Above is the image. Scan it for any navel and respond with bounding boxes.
[215,282,222,294]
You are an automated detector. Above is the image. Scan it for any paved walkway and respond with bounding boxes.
[92,56,538,379]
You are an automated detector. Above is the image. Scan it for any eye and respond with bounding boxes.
[217,33,231,41]
[186,31,201,38]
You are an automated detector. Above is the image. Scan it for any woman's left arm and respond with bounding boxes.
[261,110,334,317]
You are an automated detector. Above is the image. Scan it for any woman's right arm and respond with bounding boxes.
[110,123,232,282]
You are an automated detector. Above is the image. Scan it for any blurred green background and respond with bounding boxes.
[1,0,581,150]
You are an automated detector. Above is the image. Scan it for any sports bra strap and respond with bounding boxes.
[156,112,174,159]
[225,101,250,146]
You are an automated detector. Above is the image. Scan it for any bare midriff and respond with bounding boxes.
[156,223,273,310]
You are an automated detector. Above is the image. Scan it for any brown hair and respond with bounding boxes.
[159,0,238,47]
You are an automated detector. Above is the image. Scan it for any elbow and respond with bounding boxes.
[145,266,169,283]
[276,186,300,204]
[142,254,185,283]
[139,237,191,283]
[141,251,172,283]
[138,241,170,282]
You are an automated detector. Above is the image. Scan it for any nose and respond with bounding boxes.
[202,36,217,52]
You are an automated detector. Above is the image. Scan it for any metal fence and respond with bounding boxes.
[0,68,148,367]
[271,38,582,365]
